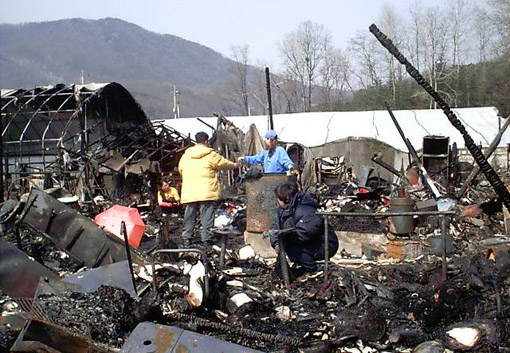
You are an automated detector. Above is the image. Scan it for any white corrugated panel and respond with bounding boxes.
[160,107,506,150]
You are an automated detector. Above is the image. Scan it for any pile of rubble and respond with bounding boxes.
[2,156,510,353]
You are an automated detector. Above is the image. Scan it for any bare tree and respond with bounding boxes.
[489,0,510,55]
[279,21,331,112]
[348,31,383,89]
[273,78,302,114]
[229,45,250,115]
[448,0,470,67]
[379,3,406,105]
[473,5,496,62]
[421,7,451,108]
[407,0,424,70]
[319,48,350,109]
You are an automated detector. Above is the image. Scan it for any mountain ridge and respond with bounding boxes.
[0,17,243,118]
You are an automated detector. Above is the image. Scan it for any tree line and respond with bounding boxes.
[221,0,510,118]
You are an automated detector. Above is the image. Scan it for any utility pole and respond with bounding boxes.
[173,86,180,119]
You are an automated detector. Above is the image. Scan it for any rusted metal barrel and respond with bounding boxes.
[245,173,288,233]
[390,196,415,234]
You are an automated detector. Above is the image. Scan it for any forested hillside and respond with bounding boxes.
[0,18,255,118]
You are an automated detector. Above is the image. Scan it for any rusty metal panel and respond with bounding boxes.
[120,322,262,353]
[245,174,287,233]
[387,240,424,260]
[22,188,142,268]
[0,237,59,298]
[10,319,113,353]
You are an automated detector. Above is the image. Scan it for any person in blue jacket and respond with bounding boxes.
[239,130,294,173]
[269,182,339,273]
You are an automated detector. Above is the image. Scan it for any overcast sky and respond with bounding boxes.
[1,0,446,71]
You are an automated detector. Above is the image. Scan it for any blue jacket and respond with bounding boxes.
[271,191,338,249]
[243,146,294,173]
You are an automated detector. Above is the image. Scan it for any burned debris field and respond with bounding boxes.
[3,168,510,352]
[2,29,510,353]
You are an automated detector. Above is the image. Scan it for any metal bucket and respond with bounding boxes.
[390,196,415,234]
[245,173,288,233]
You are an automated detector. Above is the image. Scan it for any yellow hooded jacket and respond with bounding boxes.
[178,143,236,204]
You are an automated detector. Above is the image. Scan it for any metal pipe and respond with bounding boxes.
[371,155,407,180]
[197,117,215,131]
[0,105,3,202]
[324,216,329,282]
[441,215,448,279]
[219,233,227,269]
[278,233,291,288]
[265,67,274,130]
[316,211,456,217]
[2,86,56,136]
[121,221,138,296]
[385,102,441,199]
[457,115,510,198]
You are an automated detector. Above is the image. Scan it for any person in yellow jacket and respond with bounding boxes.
[178,131,239,245]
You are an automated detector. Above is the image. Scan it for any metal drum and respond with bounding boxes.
[245,173,288,233]
[390,196,415,234]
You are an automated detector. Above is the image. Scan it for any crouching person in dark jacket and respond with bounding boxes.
[270,182,339,273]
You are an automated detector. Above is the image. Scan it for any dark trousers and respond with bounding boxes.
[284,240,339,272]
[182,201,215,242]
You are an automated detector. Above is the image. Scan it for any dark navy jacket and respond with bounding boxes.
[271,191,338,249]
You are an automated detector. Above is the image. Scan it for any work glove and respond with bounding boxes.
[286,167,297,176]
[262,229,279,239]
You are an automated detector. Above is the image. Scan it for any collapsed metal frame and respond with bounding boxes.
[1,86,94,174]
[1,83,191,200]
[317,210,457,281]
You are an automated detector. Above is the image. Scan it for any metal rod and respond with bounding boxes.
[15,226,22,249]
[197,118,215,131]
[457,115,510,198]
[265,67,274,130]
[278,233,291,288]
[1,109,77,116]
[219,233,227,269]
[324,216,329,282]
[371,155,407,180]
[316,211,456,217]
[385,102,441,199]
[441,215,448,279]
[15,193,38,227]
[0,107,3,202]
[121,221,138,296]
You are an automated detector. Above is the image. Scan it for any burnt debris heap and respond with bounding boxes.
[369,24,510,212]
[1,59,510,352]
